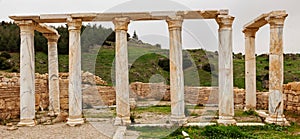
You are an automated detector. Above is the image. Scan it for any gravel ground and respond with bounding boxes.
[0,122,111,139]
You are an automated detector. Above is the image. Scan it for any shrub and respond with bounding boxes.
[0,52,11,59]
[0,57,13,70]
[201,126,255,138]
[158,58,169,71]
[202,63,214,72]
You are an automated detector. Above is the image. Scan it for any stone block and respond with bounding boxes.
[0,99,5,109]
[287,106,293,111]
[290,82,300,91]
[293,96,299,103]
[288,94,293,101]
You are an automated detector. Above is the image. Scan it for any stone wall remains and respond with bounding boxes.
[1,72,300,121]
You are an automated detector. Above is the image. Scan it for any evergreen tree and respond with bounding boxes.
[132,30,138,40]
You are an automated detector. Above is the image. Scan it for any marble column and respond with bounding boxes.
[166,16,186,125]
[44,33,60,115]
[67,19,84,126]
[113,17,131,126]
[265,14,289,125]
[16,20,36,126]
[215,15,236,125]
[243,28,258,110]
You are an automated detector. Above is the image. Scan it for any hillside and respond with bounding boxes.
[1,46,300,91]
[1,21,300,91]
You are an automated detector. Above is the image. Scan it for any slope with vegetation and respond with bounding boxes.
[1,22,300,91]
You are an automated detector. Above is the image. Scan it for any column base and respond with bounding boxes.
[66,117,84,126]
[17,119,36,127]
[170,115,187,125]
[217,116,236,126]
[265,115,290,126]
[114,117,131,126]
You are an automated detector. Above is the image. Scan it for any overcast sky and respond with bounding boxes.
[0,0,299,54]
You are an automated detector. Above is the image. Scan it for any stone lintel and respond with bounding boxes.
[9,15,40,22]
[216,15,235,29]
[35,23,59,35]
[10,10,228,23]
[43,33,60,42]
[244,10,287,29]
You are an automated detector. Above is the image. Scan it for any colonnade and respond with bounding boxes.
[243,11,289,125]
[13,10,289,126]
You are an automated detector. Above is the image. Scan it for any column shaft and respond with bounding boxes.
[216,15,236,125]
[244,29,258,110]
[113,17,131,125]
[44,34,60,115]
[67,19,84,126]
[265,14,289,125]
[17,20,36,126]
[167,16,186,124]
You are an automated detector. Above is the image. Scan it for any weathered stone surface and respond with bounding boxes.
[167,16,186,124]
[113,17,131,126]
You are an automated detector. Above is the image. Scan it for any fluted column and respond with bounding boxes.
[16,20,36,126]
[67,19,84,126]
[166,16,186,125]
[265,13,289,125]
[243,28,258,110]
[44,33,60,115]
[113,17,131,126]
[215,15,236,125]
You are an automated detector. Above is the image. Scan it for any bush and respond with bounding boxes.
[0,52,11,59]
[201,126,255,138]
[202,63,214,72]
[158,58,169,71]
[0,57,13,70]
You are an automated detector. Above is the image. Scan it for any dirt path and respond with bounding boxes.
[0,122,111,139]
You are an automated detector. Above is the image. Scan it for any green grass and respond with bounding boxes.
[127,126,178,138]
[132,105,171,115]
[235,109,259,117]
[128,124,300,139]
[3,48,300,91]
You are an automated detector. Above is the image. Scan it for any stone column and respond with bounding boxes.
[265,14,289,125]
[67,19,84,126]
[16,20,36,126]
[243,28,258,110]
[215,15,236,125]
[167,16,186,125]
[113,17,131,125]
[44,33,60,115]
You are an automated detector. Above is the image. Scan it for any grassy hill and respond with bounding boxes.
[1,44,300,91]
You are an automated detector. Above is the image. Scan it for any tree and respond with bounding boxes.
[132,30,138,40]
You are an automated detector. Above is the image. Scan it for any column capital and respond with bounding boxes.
[266,14,288,27]
[15,20,36,33]
[216,15,235,29]
[15,20,36,27]
[243,28,259,37]
[43,33,60,42]
[166,16,183,30]
[113,17,130,31]
[67,18,82,31]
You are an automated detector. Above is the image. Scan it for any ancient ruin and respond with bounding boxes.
[9,10,236,126]
[243,10,289,125]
